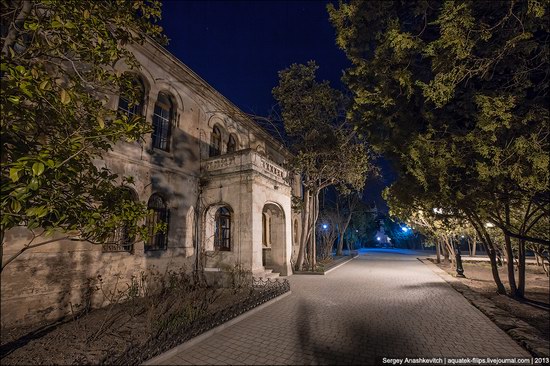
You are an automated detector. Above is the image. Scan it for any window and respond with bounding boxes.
[210,126,221,157]
[103,188,138,253]
[118,75,144,119]
[227,134,237,153]
[145,194,169,251]
[214,207,231,251]
[152,92,173,151]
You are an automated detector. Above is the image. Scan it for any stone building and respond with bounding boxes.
[1,39,301,327]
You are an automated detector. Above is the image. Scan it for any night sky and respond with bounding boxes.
[159,0,348,114]
[159,0,394,211]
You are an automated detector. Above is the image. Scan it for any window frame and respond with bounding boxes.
[214,206,231,251]
[227,134,237,153]
[145,193,169,251]
[210,126,222,157]
[152,92,173,151]
[103,188,138,254]
[117,75,145,119]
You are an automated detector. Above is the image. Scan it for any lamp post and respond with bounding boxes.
[454,237,465,278]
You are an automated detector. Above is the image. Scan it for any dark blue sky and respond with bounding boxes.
[159,0,394,211]
[159,0,349,116]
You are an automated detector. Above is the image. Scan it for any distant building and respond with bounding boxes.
[374,223,392,247]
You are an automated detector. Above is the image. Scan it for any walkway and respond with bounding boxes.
[152,248,530,365]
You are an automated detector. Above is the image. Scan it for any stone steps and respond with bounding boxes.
[253,267,280,279]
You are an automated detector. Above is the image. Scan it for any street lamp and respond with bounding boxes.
[454,236,465,278]
[322,224,328,230]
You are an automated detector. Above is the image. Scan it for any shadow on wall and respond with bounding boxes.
[145,127,202,261]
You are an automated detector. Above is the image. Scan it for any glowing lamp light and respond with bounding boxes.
[377,237,381,241]
[485,222,495,228]
[461,235,465,238]
[322,224,328,229]
[401,226,409,232]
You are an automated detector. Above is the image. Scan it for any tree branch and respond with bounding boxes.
[2,0,32,56]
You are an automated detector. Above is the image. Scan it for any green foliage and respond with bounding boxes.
[329,0,549,247]
[272,61,373,192]
[1,0,166,261]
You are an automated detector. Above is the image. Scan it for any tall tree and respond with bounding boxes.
[1,0,166,272]
[329,0,549,295]
[273,61,373,271]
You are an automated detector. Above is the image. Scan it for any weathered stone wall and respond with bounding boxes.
[1,40,300,328]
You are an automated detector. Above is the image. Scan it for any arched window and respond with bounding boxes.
[152,92,173,151]
[118,75,144,118]
[210,126,221,157]
[104,188,138,253]
[214,207,231,251]
[145,194,169,251]
[227,134,237,153]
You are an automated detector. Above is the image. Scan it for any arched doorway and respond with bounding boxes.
[262,203,286,272]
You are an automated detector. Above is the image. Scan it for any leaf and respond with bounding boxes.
[39,80,50,90]
[29,177,39,190]
[11,200,22,213]
[7,96,20,104]
[60,89,71,104]
[32,162,45,176]
[83,9,90,19]
[9,168,20,182]
[97,115,105,129]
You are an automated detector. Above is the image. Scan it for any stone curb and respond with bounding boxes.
[418,258,550,358]
[142,290,292,365]
[293,254,358,275]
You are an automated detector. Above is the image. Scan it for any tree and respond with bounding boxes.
[332,191,363,256]
[329,0,549,296]
[273,61,373,271]
[1,0,166,272]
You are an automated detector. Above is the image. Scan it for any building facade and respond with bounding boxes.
[1,40,301,327]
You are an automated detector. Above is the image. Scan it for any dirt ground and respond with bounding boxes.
[436,260,550,344]
[0,287,252,365]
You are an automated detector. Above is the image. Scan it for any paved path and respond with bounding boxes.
[154,249,530,365]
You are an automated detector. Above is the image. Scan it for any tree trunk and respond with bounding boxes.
[435,238,441,264]
[0,229,4,281]
[467,213,506,294]
[503,233,517,296]
[311,190,319,269]
[336,215,352,256]
[472,234,477,257]
[444,236,454,267]
[296,189,310,271]
[516,239,526,298]
[486,246,507,294]
[442,238,450,264]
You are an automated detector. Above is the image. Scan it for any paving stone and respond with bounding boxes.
[150,249,531,365]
